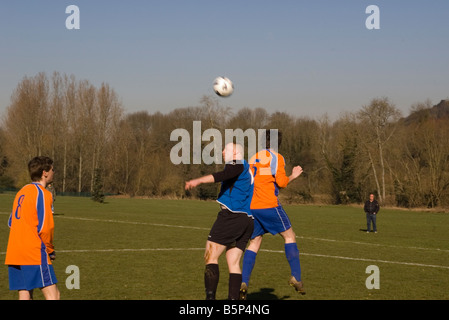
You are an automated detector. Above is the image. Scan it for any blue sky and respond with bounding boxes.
[1,0,448,120]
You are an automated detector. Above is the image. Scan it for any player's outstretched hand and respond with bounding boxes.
[185,180,199,190]
[185,175,214,190]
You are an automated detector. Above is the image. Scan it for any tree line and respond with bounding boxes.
[1,72,449,208]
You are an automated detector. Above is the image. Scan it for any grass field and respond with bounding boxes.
[0,193,448,300]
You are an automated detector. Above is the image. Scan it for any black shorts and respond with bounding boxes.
[208,209,254,251]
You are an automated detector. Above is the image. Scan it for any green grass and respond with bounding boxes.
[0,193,448,300]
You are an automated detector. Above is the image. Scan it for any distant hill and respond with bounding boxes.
[402,99,449,125]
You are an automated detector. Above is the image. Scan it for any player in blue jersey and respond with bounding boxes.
[185,143,254,300]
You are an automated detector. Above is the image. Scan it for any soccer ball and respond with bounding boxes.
[213,76,234,97]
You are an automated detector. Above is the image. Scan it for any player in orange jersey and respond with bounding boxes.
[240,130,305,299]
[5,156,60,300]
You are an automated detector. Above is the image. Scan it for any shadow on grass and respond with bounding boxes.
[359,228,378,233]
[247,288,290,300]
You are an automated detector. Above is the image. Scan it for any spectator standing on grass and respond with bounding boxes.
[364,193,380,233]
[4,156,60,300]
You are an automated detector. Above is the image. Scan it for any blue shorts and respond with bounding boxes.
[251,206,292,238]
[8,265,58,291]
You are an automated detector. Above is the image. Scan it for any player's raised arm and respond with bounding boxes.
[185,175,215,190]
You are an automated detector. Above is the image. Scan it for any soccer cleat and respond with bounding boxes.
[288,276,306,295]
[239,282,248,300]
[205,290,216,300]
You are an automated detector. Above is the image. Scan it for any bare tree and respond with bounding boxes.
[2,73,50,183]
[420,119,449,207]
[91,83,123,191]
[357,97,402,204]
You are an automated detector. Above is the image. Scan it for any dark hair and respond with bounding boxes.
[264,130,282,149]
[28,156,53,182]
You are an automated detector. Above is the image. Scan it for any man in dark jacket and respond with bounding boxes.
[364,193,380,233]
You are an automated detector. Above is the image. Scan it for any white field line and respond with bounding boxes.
[1,212,448,269]
[261,249,449,270]
[6,246,447,270]
[297,235,449,253]
[52,214,449,254]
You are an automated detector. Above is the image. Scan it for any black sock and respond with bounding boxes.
[205,264,219,300]
[228,273,242,300]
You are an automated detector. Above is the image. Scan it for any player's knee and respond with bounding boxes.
[42,285,60,300]
[248,236,263,251]
[282,229,297,243]
[204,252,215,264]
[204,245,220,264]
[18,290,33,300]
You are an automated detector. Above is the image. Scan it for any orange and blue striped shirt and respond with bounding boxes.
[249,149,290,209]
[5,183,55,266]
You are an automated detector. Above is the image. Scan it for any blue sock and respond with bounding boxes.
[285,243,302,281]
[241,250,257,285]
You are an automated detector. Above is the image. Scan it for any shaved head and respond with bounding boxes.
[223,143,244,162]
